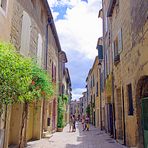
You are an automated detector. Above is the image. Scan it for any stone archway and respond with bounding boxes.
[136,76,148,148]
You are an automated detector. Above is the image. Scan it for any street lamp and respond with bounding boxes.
[98,62,103,130]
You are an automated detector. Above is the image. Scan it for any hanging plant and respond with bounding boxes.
[29,63,54,100]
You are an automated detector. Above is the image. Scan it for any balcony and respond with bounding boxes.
[107,0,116,17]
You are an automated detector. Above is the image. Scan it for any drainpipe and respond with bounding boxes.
[110,15,116,139]
[112,72,116,139]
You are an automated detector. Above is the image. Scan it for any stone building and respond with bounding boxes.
[100,0,148,148]
[98,4,114,134]
[82,92,88,115]
[79,92,87,117]
[86,57,104,127]
[0,0,62,147]
[70,100,80,119]
[63,68,72,124]
[58,51,72,124]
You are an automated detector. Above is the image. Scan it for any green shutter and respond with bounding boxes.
[142,97,148,148]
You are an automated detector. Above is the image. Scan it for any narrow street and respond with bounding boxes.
[27,123,127,148]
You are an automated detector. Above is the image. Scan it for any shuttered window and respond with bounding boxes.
[20,11,31,57]
[96,82,98,96]
[37,34,43,66]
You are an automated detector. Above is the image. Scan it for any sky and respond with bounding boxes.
[48,0,102,100]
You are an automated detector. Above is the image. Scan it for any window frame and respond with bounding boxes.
[127,83,134,116]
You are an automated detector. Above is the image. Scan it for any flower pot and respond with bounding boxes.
[57,128,63,132]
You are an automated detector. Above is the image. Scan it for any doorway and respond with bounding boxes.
[136,76,148,148]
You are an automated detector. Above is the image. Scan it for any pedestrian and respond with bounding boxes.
[72,115,76,132]
[69,115,73,132]
[85,116,90,131]
[82,115,85,131]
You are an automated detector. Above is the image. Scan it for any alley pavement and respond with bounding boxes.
[27,122,127,148]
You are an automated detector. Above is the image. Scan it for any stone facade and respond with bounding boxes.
[101,0,148,148]
[0,0,62,147]
[86,57,102,128]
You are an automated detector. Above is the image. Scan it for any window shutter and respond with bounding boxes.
[52,62,54,81]
[112,42,114,60]
[37,34,43,66]
[118,28,123,53]
[54,65,56,82]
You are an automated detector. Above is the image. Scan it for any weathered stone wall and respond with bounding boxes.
[130,0,148,47]
[110,0,148,147]
[0,0,14,42]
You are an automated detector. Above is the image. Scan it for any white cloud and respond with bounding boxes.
[48,0,84,8]
[72,88,86,100]
[48,0,102,99]
[49,0,102,59]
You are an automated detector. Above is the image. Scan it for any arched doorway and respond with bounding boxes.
[136,76,148,148]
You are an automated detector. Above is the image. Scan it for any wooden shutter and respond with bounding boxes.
[118,28,123,53]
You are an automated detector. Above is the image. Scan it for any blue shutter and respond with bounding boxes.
[97,45,103,60]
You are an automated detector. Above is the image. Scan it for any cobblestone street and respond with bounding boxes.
[27,123,127,148]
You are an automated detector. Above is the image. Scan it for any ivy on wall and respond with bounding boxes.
[0,42,54,147]
[57,94,69,128]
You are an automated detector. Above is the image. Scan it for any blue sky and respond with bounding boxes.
[48,0,102,100]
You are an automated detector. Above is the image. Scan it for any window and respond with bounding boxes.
[0,0,7,11]
[37,34,43,66]
[93,74,95,87]
[105,11,108,32]
[20,11,31,57]
[96,82,98,96]
[127,84,134,115]
[113,28,122,64]
[52,62,56,82]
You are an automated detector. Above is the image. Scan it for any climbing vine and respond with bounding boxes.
[57,94,69,128]
[29,63,53,100]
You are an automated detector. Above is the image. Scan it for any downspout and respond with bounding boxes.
[110,16,116,139]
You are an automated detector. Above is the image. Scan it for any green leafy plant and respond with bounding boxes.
[0,42,33,105]
[0,42,54,147]
[29,63,53,100]
[86,105,91,116]
[57,96,64,128]
[62,94,68,104]
[57,94,69,128]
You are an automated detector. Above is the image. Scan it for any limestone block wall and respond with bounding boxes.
[110,0,148,147]
[0,0,14,42]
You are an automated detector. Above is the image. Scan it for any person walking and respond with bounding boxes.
[69,115,73,132]
[85,115,90,131]
[72,115,76,132]
[82,115,85,131]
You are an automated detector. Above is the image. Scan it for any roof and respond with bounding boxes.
[98,8,103,18]
[59,51,68,63]
[43,0,62,52]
